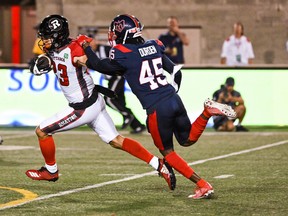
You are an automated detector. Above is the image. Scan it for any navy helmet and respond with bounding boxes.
[108,14,143,46]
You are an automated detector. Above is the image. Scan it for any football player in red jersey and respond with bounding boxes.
[26,14,176,191]
[81,14,236,199]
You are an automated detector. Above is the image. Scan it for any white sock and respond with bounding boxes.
[45,163,58,173]
[149,156,159,170]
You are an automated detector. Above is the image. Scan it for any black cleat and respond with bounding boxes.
[158,159,176,190]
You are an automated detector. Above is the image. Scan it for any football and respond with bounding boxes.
[35,54,53,72]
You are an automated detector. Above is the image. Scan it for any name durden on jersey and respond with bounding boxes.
[138,45,157,57]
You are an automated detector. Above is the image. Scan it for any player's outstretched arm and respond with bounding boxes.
[83,43,125,76]
[83,45,103,70]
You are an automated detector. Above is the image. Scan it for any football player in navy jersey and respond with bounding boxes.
[79,14,236,199]
[91,32,146,133]
[25,15,176,191]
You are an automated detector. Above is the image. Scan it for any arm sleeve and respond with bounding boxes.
[84,46,125,76]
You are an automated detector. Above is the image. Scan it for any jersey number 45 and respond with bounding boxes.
[140,57,168,90]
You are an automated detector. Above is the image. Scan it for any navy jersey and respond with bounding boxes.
[111,39,176,112]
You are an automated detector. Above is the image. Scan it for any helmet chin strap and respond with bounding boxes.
[110,34,117,47]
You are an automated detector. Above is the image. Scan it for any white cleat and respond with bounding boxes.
[204,98,236,119]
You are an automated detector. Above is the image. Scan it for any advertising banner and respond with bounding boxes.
[0,68,287,127]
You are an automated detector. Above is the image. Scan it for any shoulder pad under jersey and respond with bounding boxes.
[113,44,133,53]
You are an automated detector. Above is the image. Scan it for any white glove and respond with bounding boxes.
[171,64,183,92]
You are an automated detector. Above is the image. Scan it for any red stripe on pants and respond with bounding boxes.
[148,111,164,151]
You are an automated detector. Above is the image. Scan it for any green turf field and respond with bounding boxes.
[0,127,287,216]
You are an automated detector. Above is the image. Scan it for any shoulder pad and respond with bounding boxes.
[155,39,164,46]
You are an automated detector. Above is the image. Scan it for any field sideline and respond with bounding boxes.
[0,128,288,215]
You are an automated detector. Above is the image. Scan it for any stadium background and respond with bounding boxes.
[0,2,288,214]
[0,0,287,127]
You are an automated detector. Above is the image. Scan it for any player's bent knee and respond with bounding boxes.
[109,135,124,149]
[160,148,174,156]
[181,140,196,147]
[35,126,48,139]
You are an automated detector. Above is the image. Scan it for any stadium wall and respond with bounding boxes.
[35,0,288,65]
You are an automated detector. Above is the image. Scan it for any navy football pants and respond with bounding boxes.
[147,94,191,151]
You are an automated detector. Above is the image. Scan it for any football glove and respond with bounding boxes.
[171,64,183,93]
[30,54,53,76]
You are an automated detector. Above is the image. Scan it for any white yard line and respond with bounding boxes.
[214,175,234,179]
[1,139,287,211]
[188,139,288,165]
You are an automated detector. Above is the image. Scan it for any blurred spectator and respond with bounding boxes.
[212,77,248,132]
[158,16,189,64]
[220,22,254,66]
[85,27,146,134]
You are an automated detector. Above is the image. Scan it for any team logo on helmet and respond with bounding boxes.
[114,20,125,32]
[48,18,62,31]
